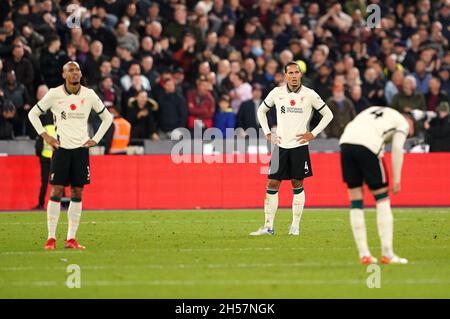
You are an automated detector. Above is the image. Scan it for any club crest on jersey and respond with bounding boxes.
[70,104,77,111]
[290,100,296,106]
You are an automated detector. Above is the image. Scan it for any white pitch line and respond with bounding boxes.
[1,278,450,288]
[1,259,444,272]
[0,219,350,225]
[0,216,447,226]
[0,250,83,255]
[0,261,358,272]
[2,245,449,256]
[0,246,354,255]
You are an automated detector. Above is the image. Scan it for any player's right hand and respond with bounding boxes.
[392,183,401,195]
[42,133,59,149]
[45,136,60,149]
[266,133,280,144]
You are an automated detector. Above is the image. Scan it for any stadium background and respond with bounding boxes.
[1,153,450,209]
[1,0,450,209]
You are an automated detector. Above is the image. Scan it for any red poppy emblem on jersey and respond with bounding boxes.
[290,100,296,106]
[70,104,77,111]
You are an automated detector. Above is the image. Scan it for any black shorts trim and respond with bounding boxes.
[340,144,388,190]
[50,147,90,187]
[268,145,313,180]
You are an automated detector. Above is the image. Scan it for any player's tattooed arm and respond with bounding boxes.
[41,132,60,149]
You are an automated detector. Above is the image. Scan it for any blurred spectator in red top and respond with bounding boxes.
[426,77,449,112]
[186,76,215,129]
[174,32,197,80]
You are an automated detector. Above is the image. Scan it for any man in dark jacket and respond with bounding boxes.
[39,35,68,88]
[349,85,370,114]
[425,102,450,152]
[155,77,187,139]
[237,83,262,133]
[2,70,30,136]
[4,43,34,89]
[325,83,356,138]
[85,15,117,58]
[0,93,15,139]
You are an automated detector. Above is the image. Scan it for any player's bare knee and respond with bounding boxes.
[370,187,389,202]
[348,187,363,201]
[50,186,64,199]
[71,187,84,199]
[291,179,303,189]
[267,179,281,190]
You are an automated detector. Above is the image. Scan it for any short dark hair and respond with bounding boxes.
[236,70,247,82]
[47,34,60,46]
[402,111,416,124]
[284,61,300,73]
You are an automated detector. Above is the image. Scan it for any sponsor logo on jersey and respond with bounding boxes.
[286,107,303,113]
[280,105,303,114]
[68,113,86,119]
[61,109,86,120]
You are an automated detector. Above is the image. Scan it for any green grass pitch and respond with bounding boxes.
[0,208,449,298]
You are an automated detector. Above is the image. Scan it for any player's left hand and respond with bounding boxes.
[392,182,401,195]
[296,132,315,144]
[83,139,97,148]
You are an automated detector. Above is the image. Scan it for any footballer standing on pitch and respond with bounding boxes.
[28,61,113,250]
[339,106,415,265]
[250,61,333,236]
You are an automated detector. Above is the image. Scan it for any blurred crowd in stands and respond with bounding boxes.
[0,0,449,152]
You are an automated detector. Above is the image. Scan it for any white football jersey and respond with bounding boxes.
[262,84,327,149]
[339,106,409,156]
[36,84,106,149]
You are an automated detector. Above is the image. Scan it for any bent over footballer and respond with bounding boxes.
[28,61,113,250]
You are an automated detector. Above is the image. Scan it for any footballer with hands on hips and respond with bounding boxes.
[250,61,333,236]
[28,61,113,250]
[339,106,415,265]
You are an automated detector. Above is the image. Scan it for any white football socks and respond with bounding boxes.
[67,200,82,240]
[376,199,394,258]
[292,188,305,227]
[350,208,371,258]
[47,199,61,239]
[264,190,278,229]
